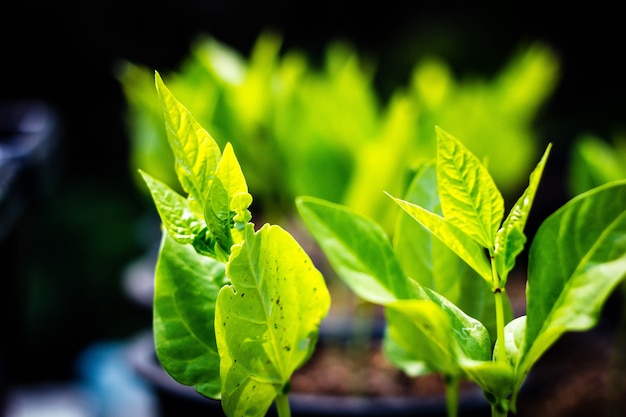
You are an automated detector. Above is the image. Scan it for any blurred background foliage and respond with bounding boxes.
[2,0,624,389]
[118,32,558,233]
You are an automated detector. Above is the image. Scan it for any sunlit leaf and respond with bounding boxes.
[394,161,504,339]
[215,224,330,417]
[388,195,492,284]
[155,72,222,219]
[435,126,504,248]
[139,170,203,244]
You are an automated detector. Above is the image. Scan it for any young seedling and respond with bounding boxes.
[140,72,330,417]
[296,127,626,416]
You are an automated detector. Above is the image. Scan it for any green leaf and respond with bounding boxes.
[213,142,253,246]
[382,332,431,377]
[494,143,552,285]
[512,180,626,405]
[139,170,204,244]
[385,289,492,376]
[215,224,330,417]
[501,316,526,370]
[205,176,233,260]
[296,196,421,304]
[394,161,503,339]
[385,300,461,374]
[388,194,492,284]
[155,72,222,219]
[153,230,228,399]
[460,359,514,409]
[215,142,250,209]
[435,126,504,248]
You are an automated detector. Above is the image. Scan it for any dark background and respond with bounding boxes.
[1,0,624,390]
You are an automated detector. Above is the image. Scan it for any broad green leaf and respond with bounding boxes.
[382,331,431,377]
[394,161,503,339]
[296,196,421,304]
[388,195,492,284]
[494,143,552,285]
[385,290,491,376]
[155,72,222,219]
[153,230,228,399]
[215,224,330,417]
[139,170,204,244]
[511,180,626,406]
[435,126,504,248]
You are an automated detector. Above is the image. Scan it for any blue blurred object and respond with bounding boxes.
[3,340,160,417]
[76,340,159,417]
[0,99,61,240]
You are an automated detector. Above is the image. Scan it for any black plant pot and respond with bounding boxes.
[125,330,491,417]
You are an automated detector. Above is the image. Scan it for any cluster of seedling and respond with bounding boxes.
[141,71,626,417]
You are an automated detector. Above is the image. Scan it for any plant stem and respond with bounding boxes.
[275,393,291,417]
[490,251,506,363]
[490,251,509,417]
[444,375,459,417]
[494,288,506,362]
[491,403,508,417]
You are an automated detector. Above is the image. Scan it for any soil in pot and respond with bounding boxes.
[125,329,490,417]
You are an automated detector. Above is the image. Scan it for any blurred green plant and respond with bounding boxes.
[568,133,626,196]
[117,32,559,233]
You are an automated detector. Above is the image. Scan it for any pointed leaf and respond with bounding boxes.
[394,161,504,339]
[494,144,552,284]
[388,194,492,284]
[296,196,421,304]
[153,230,228,399]
[140,170,204,244]
[435,126,504,248]
[215,142,250,205]
[213,142,253,246]
[512,180,626,403]
[155,72,222,218]
[215,224,330,417]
